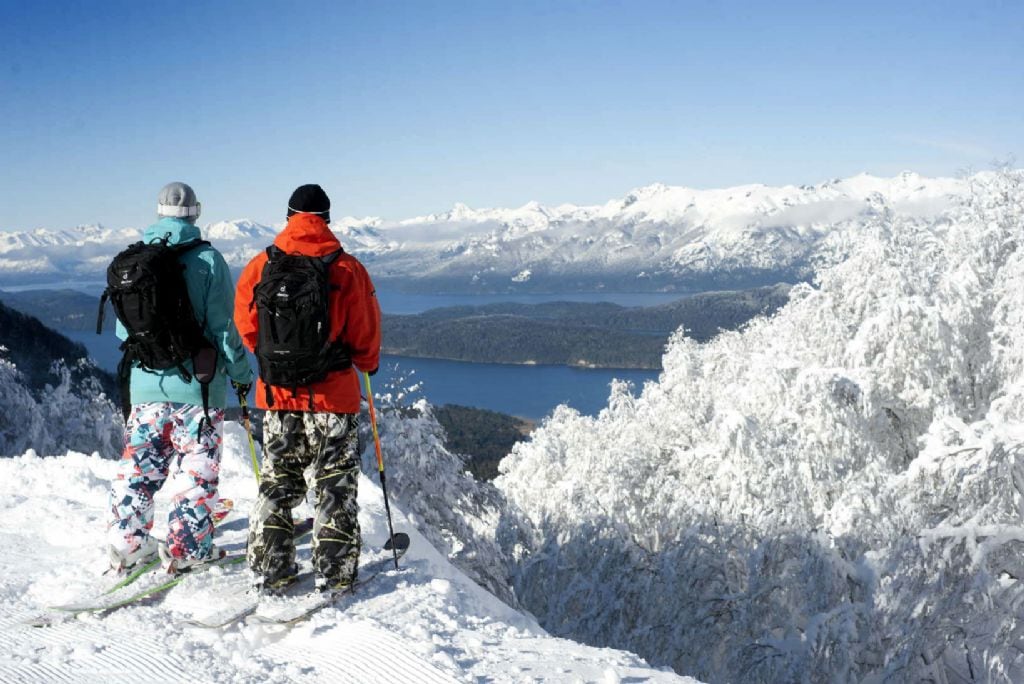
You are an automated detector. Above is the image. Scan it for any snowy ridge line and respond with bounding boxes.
[0,171,977,291]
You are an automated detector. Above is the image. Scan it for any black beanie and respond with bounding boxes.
[287,184,331,222]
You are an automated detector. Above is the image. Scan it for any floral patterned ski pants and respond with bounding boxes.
[107,402,224,561]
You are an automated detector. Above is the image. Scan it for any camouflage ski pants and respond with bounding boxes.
[247,411,361,585]
[107,402,224,561]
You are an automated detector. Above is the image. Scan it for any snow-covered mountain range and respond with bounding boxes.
[0,172,966,292]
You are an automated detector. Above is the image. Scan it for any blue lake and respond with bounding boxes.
[374,356,657,420]
[65,324,661,421]
[8,275,677,420]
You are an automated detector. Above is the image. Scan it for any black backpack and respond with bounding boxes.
[97,238,216,422]
[253,245,351,409]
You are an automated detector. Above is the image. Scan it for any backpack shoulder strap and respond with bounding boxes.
[171,239,210,254]
[321,248,344,265]
[266,245,286,261]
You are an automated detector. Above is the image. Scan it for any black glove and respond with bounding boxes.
[368,367,378,377]
[231,380,252,396]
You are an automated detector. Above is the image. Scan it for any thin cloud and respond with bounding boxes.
[899,136,994,158]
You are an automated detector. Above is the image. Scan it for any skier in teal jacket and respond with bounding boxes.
[114,217,251,408]
[106,182,253,574]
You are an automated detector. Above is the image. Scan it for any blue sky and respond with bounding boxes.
[1,0,1021,229]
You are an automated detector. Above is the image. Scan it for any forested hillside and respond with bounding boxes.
[433,404,532,480]
[0,298,121,457]
[383,285,790,369]
[4,285,790,370]
[0,298,116,396]
[0,289,113,333]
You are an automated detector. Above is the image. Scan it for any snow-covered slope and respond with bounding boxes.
[0,424,691,683]
[0,173,968,292]
[495,171,1024,681]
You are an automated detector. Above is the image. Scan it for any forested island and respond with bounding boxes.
[382,284,791,369]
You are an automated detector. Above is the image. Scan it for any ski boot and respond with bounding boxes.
[256,563,300,596]
[159,544,227,574]
[314,574,357,595]
[107,538,159,575]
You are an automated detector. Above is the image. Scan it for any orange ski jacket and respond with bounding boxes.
[234,213,381,414]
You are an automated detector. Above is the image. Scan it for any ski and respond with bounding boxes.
[187,532,410,629]
[97,497,235,592]
[72,517,317,615]
[246,532,410,627]
[104,555,163,593]
[56,553,248,615]
[29,518,315,627]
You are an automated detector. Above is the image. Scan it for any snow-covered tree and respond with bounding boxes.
[359,377,533,606]
[0,355,120,458]
[495,170,1024,681]
[0,357,47,455]
[37,360,122,457]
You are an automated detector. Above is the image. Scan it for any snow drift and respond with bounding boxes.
[496,171,1024,681]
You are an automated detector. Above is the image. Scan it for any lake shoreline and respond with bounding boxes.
[382,349,662,371]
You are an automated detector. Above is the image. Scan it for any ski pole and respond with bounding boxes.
[364,371,400,570]
[238,390,261,484]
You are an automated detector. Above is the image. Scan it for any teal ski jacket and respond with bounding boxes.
[115,217,253,409]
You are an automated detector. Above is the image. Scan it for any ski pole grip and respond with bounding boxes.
[234,384,251,420]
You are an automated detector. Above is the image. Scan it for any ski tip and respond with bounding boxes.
[384,532,410,552]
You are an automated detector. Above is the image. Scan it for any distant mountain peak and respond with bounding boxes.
[0,171,988,291]
[202,219,277,241]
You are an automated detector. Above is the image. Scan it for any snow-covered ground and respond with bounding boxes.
[0,422,694,684]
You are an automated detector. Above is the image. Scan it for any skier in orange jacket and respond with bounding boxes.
[234,184,381,593]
